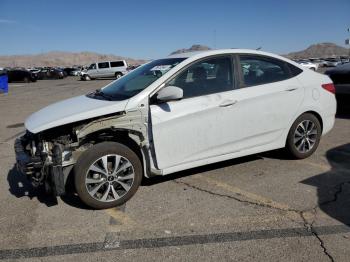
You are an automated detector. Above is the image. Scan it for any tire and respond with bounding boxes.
[23,77,30,83]
[84,75,91,81]
[74,142,142,209]
[115,72,123,79]
[286,113,322,159]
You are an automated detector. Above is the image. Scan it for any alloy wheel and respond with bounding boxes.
[85,154,135,202]
[293,120,318,153]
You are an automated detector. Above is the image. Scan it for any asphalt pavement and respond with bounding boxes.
[0,77,349,261]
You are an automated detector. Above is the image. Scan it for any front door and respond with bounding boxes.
[150,55,237,170]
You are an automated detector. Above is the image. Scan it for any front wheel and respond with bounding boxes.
[83,74,91,81]
[74,142,142,209]
[286,113,322,159]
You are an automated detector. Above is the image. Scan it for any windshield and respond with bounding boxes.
[96,58,186,100]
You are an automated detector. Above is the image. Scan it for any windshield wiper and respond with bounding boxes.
[93,89,112,100]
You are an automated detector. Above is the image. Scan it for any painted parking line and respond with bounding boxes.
[1,224,349,260]
[9,84,25,87]
[194,174,293,211]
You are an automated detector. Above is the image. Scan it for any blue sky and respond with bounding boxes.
[0,0,349,59]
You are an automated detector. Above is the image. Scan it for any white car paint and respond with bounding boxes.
[25,95,128,133]
[25,49,337,176]
[151,76,304,170]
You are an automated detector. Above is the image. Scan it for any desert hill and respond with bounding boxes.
[0,51,146,67]
[286,43,349,58]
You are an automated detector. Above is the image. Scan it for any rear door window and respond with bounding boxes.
[239,55,291,87]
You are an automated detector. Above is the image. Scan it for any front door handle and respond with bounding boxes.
[219,100,237,107]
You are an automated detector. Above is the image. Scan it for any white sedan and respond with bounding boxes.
[16,49,337,209]
[297,60,318,71]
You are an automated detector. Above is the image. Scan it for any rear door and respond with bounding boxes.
[227,54,304,149]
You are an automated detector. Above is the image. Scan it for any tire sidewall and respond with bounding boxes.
[74,142,142,209]
[286,113,322,159]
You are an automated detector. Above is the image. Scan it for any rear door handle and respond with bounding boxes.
[219,100,237,107]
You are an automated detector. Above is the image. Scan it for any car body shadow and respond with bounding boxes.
[301,143,350,225]
[142,154,262,186]
[7,165,58,207]
[7,165,92,209]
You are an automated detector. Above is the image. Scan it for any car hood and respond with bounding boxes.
[25,95,129,133]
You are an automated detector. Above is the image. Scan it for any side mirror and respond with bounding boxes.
[156,85,183,102]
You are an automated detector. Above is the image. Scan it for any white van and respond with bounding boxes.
[80,60,128,80]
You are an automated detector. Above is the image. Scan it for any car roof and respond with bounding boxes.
[167,48,297,66]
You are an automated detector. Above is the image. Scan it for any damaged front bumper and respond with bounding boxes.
[14,136,66,196]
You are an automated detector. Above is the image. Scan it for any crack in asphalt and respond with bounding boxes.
[173,179,350,262]
[300,210,335,262]
[320,181,350,207]
[172,180,288,210]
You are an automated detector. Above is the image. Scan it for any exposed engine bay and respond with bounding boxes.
[14,110,151,196]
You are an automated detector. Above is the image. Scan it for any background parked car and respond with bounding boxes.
[324,58,342,67]
[80,60,128,80]
[126,65,141,72]
[63,67,81,76]
[297,60,318,71]
[7,69,37,83]
[37,68,65,79]
[325,63,350,95]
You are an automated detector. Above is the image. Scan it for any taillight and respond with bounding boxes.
[322,83,335,94]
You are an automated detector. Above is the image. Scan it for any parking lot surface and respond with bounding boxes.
[0,77,349,261]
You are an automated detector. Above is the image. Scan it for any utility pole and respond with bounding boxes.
[346,28,350,57]
[213,29,217,49]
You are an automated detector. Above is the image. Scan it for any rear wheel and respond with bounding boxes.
[74,142,142,209]
[286,113,321,159]
[115,72,123,79]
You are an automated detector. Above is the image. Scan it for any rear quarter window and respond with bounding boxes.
[287,63,303,77]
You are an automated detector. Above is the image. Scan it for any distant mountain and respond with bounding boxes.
[0,51,147,67]
[286,43,349,59]
[170,44,212,55]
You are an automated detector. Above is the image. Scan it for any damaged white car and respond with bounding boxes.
[15,49,336,209]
